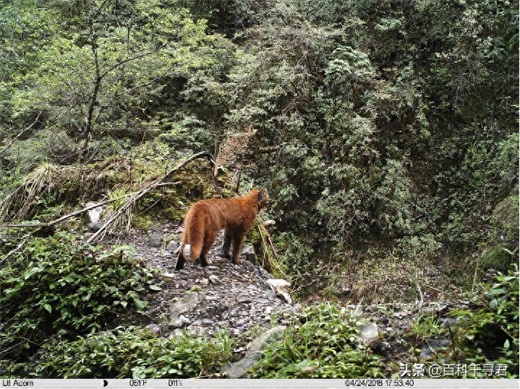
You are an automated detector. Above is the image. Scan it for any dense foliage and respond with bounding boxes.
[1,0,517,296]
[410,266,519,378]
[0,0,518,379]
[449,267,519,377]
[250,304,385,378]
[35,326,234,378]
[0,232,157,358]
[251,268,519,378]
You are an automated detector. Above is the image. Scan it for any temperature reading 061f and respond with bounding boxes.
[129,379,147,386]
[168,380,183,387]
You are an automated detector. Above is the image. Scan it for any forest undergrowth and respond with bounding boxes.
[1,0,518,379]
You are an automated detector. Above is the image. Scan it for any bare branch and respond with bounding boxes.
[165,151,216,179]
[0,111,42,155]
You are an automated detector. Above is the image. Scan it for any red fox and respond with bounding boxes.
[176,189,270,270]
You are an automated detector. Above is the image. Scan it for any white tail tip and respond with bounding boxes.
[183,244,193,260]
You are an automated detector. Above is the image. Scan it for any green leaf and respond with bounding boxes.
[43,304,52,314]
[148,285,162,291]
[488,288,506,296]
[134,299,147,310]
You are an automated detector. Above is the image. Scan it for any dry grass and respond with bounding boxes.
[0,158,136,223]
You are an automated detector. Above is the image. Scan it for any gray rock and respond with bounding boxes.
[169,292,200,326]
[266,279,292,304]
[224,326,286,378]
[170,315,191,329]
[420,339,452,360]
[86,203,104,223]
[166,240,180,253]
[201,319,215,327]
[443,317,458,328]
[162,250,173,258]
[209,275,221,285]
[148,232,163,248]
[243,260,256,271]
[361,323,380,346]
[87,222,104,232]
[146,323,161,334]
[241,245,256,263]
[236,294,252,304]
[375,341,392,357]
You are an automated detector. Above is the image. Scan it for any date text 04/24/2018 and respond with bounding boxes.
[345,379,415,387]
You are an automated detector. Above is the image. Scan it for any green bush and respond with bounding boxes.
[250,304,384,378]
[407,265,519,378]
[449,266,519,377]
[0,232,158,358]
[34,326,233,378]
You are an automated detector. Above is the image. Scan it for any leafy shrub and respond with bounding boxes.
[250,304,384,378]
[406,265,519,378]
[0,232,158,358]
[449,266,519,377]
[35,326,233,378]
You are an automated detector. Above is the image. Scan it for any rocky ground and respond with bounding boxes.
[107,223,299,354]
[103,223,474,377]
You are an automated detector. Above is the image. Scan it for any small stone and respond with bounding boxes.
[209,275,221,285]
[148,232,162,248]
[375,341,392,357]
[266,279,292,304]
[146,323,161,334]
[236,294,252,304]
[301,366,317,375]
[243,260,256,271]
[235,317,249,326]
[170,315,191,329]
[201,319,215,327]
[241,245,256,263]
[361,323,380,346]
[86,203,104,223]
[166,240,180,253]
[443,318,458,328]
[87,222,103,232]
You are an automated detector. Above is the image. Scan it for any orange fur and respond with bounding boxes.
[176,189,270,270]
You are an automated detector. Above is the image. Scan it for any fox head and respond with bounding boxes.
[257,189,270,209]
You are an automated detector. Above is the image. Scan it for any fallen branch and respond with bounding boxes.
[88,151,214,243]
[415,276,424,310]
[1,232,34,265]
[5,197,118,230]
[165,151,216,179]
[1,151,215,246]
[87,183,157,243]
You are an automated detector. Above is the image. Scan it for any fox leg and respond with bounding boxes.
[175,251,185,270]
[231,232,247,265]
[200,230,218,267]
[221,228,232,259]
